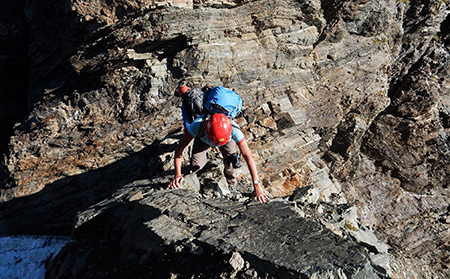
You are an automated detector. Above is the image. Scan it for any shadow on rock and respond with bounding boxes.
[46,189,381,279]
[0,141,176,236]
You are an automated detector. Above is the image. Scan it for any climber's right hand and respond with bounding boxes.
[169,175,184,189]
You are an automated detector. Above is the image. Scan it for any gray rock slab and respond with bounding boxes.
[135,190,375,277]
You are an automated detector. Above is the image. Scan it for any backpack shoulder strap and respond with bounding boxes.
[231,122,241,130]
[198,114,211,137]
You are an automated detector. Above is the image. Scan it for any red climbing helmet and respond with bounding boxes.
[205,113,232,146]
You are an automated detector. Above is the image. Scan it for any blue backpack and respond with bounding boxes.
[203,86,243,119]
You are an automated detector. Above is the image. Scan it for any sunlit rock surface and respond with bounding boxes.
[0,0,449,278]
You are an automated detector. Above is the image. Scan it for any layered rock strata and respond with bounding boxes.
[0,0,449,278]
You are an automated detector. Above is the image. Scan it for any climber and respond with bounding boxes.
[169,85,269,203]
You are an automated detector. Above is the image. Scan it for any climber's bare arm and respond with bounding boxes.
[238,138,269,203]
[169,134,193,189]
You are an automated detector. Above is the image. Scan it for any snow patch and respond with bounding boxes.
[0,235,71,279]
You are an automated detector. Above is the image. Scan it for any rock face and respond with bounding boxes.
[0,0,449,278]
[46,180,385,279]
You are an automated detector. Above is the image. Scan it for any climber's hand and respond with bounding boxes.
[169,175,184,189]
[253,182,270,203]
